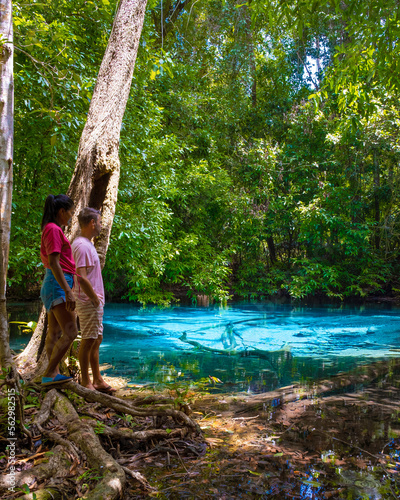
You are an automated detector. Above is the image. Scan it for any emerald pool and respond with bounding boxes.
[8,302,400,393]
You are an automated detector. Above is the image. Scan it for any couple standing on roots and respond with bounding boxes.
[39,194,115,394]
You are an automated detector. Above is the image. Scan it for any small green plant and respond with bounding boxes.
[121,414,137,427]
[17,484,37,499]
[24,387,40,409]
[154,363,211,411]
[78,468,103,482]
[77,468,104,492]
[9,321,37,334]
[94,421,105,434]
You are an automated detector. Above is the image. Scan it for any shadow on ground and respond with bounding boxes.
[126,358,400,499]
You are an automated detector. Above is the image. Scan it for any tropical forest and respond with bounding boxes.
[1,0,400,498]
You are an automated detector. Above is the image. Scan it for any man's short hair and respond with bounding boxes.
[78,207,101,228]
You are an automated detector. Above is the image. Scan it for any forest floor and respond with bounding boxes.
[123,359,400,499]
[1,359,400,499]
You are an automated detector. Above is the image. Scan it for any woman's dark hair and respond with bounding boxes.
[41,194,74,230]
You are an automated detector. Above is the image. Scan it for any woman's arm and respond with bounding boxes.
[48,253,76,312]
[76,267,100,308]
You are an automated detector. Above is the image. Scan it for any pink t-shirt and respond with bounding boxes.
[72,236,104,305]
[41,223,76,275]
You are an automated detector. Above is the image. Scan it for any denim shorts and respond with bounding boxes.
[40,268,74,312]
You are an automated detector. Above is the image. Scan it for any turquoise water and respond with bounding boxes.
[99,302,400,392]
[9,302,400,393]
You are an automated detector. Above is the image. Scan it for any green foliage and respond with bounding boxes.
[9,0,400,304]
[9,0,116,296]
[24,387,40,409]
[17,485,37,499]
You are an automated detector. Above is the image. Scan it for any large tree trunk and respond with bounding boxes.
[0,0,14,372]
[0,0,28,441]
[67,0,148,265]
[17,0,148,377]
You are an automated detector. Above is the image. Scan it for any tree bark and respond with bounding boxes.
[18,0,148,374]
[266,235,276,264]
[66,0,148,267]
[53,391,127,500]
[0,445,71,492]
[245,1,257,108]
[0,0,14,371]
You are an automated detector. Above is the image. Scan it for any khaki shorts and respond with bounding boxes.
[76,301,104,340]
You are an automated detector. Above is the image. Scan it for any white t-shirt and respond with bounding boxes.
[72,236,104,305]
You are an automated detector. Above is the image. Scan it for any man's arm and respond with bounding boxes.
[76,267,100,308]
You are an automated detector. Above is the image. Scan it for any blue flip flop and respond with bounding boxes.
[41,374,73,386]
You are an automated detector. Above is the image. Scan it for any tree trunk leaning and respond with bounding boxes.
[66,0,148,267]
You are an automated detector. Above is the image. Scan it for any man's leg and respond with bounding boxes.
[90,336,108,389]
[76,301,104,389]
[43,303,78,379]
[45,311,62,375]
[79,338,97,389]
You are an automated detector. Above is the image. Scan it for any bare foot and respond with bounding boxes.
[82,383,96,390]
[94,384,117,393]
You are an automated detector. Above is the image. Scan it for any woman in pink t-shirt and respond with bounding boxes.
[39,194,78,386]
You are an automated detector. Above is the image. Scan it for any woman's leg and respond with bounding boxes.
[45,311,62,375]
[43,303,78,379]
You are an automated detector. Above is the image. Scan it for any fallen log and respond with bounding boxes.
[233,356,400,415]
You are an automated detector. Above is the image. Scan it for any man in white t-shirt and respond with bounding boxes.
[72,207,115,393]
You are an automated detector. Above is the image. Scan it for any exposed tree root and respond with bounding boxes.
[33,389,58,425]
[0,379,203,499]
[85,418,186,441]
[120,466,156,493]
[0,444,71,491]
[64,381,200,432]
[35,423,80,463]
[32,389,80,461]
[126,394,175,406]
[52,391,126,500]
